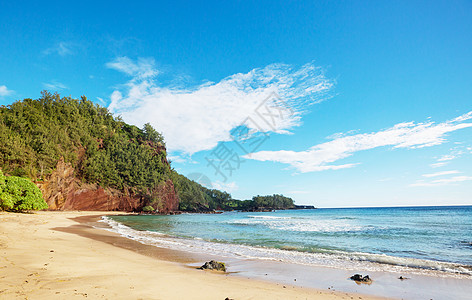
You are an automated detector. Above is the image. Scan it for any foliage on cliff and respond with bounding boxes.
[171,172,233,211]
[0,92,294,212]
[0,92,170,206]
[0,169,48,211]
[171,172,294,211]
[251,194,295,209]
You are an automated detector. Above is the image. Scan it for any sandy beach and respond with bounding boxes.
[0,211,385,300]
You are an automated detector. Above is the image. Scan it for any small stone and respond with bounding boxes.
[350,274,372,283]
[198,260,226,272]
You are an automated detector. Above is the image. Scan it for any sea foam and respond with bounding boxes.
[99,216,472,278]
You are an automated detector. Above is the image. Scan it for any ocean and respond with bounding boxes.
[103,206,472,278]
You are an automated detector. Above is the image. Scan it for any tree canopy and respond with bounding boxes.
[0,92,170,197]
[172,171,294,211]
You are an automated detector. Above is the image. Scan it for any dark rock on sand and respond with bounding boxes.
[350,274,372,283]
[198,260,226,272]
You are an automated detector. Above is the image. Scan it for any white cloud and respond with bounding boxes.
[430,147,467,168]
[167,155,197,164]
[437,154,457,162]
[43,42,74,56]
[430,152,459,167]
[211,181,238,193]
[107,57,333,154]
[422,170,460,178]
[436,176,472,184]
[43,81,68,91]
[245,112,472,173]
[106,57,158,79]
[167,155,188,164]
[430,162,448,168]
[410,176,472,187]
[0,85,13,97]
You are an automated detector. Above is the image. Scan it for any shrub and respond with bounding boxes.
[0,170,48,211]
[142,205,155,212]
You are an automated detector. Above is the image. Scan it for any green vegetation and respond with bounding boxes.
[251,194,295,209]
[172,172,294,211]
[141,205,155,212]
[0,92,295,213]
[0,170,48,211]
[0,91,170,201]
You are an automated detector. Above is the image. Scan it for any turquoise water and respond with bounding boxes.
[106,206,472,276]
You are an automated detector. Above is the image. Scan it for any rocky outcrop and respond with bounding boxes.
[36,157,75,210]
[155,179,179,213]
[350,274,372,283]
[36,158,178,212]
[198,260,226,272]
[61,184,143,211]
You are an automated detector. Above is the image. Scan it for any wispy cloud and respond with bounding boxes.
[96,97,106,105]
[107,57,334,154]
[244,112,472,173]
[410,176,472,187]
[43,42,74,56]
[0,85,13,97]
[43,81,68,91]
[437,154,457,162]
[430,162,448,168]
[167,154,197,164]
[430,148,466,168]
[422,170,460,178]
[106,57,158,79]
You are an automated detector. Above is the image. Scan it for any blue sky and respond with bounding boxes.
[1,1,471,207]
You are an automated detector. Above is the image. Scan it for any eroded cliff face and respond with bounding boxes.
[36,158,179,212]
[156,179,179,213]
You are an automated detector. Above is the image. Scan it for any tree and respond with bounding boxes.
[0,169,48,211]
[143,123,165,146]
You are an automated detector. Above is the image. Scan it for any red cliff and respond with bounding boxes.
[37,157,179,212]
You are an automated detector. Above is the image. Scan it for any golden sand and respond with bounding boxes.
[0,211,385,299]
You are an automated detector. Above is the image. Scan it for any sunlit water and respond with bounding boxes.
[104,206,472,277]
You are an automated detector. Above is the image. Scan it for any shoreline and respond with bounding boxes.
[102,213,472,300]
[103,213,472,280]
[0,211,384,299]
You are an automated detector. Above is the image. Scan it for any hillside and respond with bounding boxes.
[0,92,177,212]
[172,173,295,212]
[0,92,295,212]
